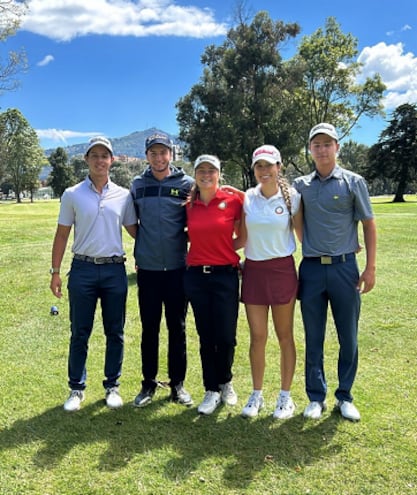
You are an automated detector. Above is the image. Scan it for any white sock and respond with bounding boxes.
[252,389,262,397]
[280,390,290,398]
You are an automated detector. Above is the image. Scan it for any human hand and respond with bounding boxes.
[220,185,244,200]
[357,268,376,294]
[50,274,63,298]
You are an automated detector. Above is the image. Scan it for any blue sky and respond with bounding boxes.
[1,0,417,150]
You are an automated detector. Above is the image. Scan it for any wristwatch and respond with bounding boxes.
[49,267,60,275]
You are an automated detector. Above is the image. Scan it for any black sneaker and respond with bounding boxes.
[171,383,193,406]
[134,387,155,408]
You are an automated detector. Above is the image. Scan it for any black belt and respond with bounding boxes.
[73,254,126,264]
[186,264,237,274]
[304,253,355,265]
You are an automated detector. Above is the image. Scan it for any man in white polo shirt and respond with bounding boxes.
[50,136,137,412]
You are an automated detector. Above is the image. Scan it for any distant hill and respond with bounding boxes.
[44,128,180,158]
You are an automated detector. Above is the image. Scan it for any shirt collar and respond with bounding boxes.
[253,183,282,199]
[86,175,111,192]
[313,164,342,181]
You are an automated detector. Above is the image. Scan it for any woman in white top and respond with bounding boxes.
[237,145,302,419]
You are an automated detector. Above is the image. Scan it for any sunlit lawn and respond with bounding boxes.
[0,196,416,495]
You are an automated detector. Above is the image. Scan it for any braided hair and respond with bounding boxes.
[277,172,292,216]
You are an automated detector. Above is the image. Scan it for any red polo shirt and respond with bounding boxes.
[186,189,243,266]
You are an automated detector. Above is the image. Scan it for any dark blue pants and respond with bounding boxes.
[298,255,361,403]
[137,268,187,390]
[67,259,127,391]
[184,267,239,392]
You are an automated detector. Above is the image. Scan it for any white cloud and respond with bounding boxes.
[401,24,412,32]
[36,129,102,143]
[20,0,228,42]
[358,42,417,109]
[37,54,54,66]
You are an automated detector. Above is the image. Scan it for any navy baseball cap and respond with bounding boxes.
[145,133,173,152]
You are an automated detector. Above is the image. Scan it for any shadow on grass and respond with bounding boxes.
[0,396,345,490]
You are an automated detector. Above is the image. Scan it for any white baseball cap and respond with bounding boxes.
[309,123,339,142]
[251,145,281,167]
[86,136,113,155]
[194,154,221,171]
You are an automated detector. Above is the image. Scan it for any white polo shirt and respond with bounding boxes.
[243,184,301,261]
[58,177,137,257]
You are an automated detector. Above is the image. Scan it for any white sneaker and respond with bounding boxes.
[273,395,295,420]
[63,390,85,412]
[197,391,221,415]
[220,381,238,406]
[303,401,327,419]
[105,387,123,409]
[336,400,360,421]
[241,392,264,418]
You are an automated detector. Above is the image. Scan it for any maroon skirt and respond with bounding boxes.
[241,256,298,305]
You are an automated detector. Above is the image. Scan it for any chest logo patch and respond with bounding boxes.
[218,201,227,210]
[275,206,284,215]
[170,188,180,197]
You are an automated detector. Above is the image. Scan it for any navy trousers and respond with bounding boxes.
[67,259,127,390]
[298,255,361,403]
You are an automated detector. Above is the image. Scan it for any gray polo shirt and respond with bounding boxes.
[58,177,137,257]
[293,165,374,257]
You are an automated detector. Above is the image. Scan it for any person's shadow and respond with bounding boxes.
[0,397,343,490]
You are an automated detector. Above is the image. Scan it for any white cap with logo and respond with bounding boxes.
[85,136,113,155]
[194,154,221,171]
[251,145,282,167]
[309,123,339,142]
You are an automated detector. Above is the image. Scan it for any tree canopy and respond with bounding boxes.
[366,103,417,202]
[0,108,44,202]
[176,11,300,188]
[0,0,28,97]
[48,147,76,199]
[176,13,386,187]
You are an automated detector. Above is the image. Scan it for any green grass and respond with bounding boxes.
[0,197,416,495]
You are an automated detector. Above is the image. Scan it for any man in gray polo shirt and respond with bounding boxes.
[293,123,377,421]
[50,137,137,412]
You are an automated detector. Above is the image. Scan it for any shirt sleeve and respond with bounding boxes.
[57,190,75,226]
[122,192,138,226]
[290,187,301,216]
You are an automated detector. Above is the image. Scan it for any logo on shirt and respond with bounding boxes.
[218,201,227,210]
[275,206,284,215]
[170,188,180,197]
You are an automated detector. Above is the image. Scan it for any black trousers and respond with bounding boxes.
[137,268,187,389]
[184,267,239,392]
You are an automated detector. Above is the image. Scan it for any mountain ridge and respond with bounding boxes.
[44,128,179,158]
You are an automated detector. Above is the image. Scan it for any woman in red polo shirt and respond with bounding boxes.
[184,154,243,415]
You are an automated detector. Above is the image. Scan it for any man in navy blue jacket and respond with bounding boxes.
[130,132,194,407]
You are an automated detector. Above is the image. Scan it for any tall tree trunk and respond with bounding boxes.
[393,179,406,202]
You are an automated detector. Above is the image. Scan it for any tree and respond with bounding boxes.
[176,13,386,186]
[176,11,300,189]
[290,17,386,167]
[0,0,28,98]
[0,108,44,202]
[48,147,76,199]
[366,103,417,202]
[70,156,88,182]
[110,160,134,189]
